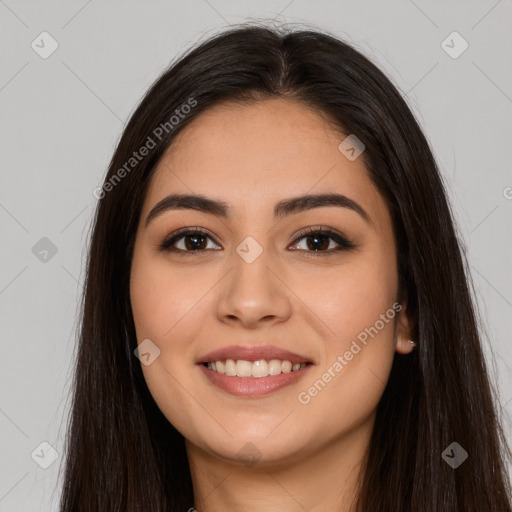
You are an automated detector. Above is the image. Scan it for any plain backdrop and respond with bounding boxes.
[0,1,511,510]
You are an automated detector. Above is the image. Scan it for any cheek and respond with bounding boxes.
[130,246,217,432]
[296,303,398,437]
[130,272,182,341]
[130,245,207,341]
[292,251,398,416]
[291,247,398,346]
[130,253,207,440]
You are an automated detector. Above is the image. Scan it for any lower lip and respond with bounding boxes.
[198,363,313,397]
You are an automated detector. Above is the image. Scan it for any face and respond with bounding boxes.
[130,98,413,467]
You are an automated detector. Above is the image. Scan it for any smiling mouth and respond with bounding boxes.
[202,358,312,378]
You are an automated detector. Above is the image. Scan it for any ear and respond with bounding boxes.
[394,300,415,355]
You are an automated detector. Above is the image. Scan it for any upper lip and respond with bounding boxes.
[197,345,314,365]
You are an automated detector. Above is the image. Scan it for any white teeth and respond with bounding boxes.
[268,359,282,375]
[224,359,236,376]
[235,360,252,377]
[205,358,308,377]
[281,360,292,373]
[251,359,269,378]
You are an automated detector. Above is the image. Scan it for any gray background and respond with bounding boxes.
[1,0,511,510]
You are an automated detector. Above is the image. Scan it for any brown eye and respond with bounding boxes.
[292,232,335,251]
[159,229,221,253]
[289,227,356,256]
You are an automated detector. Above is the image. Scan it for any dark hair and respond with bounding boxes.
[59,21,512,511]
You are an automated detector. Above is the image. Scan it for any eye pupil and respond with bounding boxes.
[307,234,329,251]
[185,234,207,251]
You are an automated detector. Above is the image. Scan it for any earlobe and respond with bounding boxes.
[395,301,416,354]
[395,337,416,354]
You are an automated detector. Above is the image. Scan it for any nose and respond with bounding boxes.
[215,246,292,329]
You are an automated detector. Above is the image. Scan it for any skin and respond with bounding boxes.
[130,98,414,512]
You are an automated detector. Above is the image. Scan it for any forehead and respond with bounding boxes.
[145,98,387,227]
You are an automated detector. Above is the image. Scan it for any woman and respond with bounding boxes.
[59,22,512,511]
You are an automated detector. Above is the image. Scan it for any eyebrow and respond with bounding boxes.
[145,192,371,226]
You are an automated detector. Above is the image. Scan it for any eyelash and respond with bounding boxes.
[158,225,357,257]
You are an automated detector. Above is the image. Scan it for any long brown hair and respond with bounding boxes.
[59,22,512,511]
